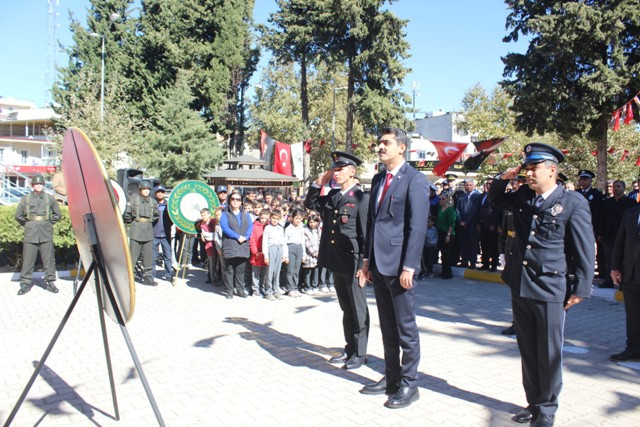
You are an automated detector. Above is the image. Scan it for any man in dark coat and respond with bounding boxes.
[478,177,502,271]
[152,185,175,283]
[123,180,160,286]
[15,174,62,295]
[597,180,636,288]
[488,143,595,427]
[360,127,430,409]
[609,204,640,362]
[305,151,370,370]
[575,170,604,277]
[456,179,482,268]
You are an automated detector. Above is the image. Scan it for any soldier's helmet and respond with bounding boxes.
[32,175,45,185]
[139,180,152,190]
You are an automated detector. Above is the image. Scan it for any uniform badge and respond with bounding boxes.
[341,215,348,224]
[588,194,593,201]
[550,204,563,216]
[525,145,532,152]
[348,191,354,197]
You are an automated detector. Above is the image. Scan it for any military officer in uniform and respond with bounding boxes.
[488,143,595,427]
[15,174,62,295]
[305,151,370,370]
[123,180,159,286]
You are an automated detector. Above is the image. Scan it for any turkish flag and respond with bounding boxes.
[621,149,629,162]
[431,140,469,176]
[624,102,634,125]
[273,141,293,176]
[463,137,506,171]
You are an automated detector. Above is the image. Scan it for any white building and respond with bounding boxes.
[0,97,57,187]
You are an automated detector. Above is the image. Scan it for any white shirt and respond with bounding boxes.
[376,161,405,209]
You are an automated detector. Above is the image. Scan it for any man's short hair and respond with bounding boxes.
[380,126,410,146]
[613,180,626,188]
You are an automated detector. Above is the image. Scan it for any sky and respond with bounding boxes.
[0,0,528,114]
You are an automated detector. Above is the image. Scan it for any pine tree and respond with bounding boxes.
[144,72,224,186]
[502,0,640,189]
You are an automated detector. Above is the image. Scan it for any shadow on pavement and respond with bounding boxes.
[223,316,383,386]
[13,361,116,426]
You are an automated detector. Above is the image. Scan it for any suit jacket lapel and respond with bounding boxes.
[538,185,563,212]
[380,162,407,210]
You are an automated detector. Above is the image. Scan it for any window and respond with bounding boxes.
[0,148,4,162]
[417,150,427,160]
[21,150,28,163]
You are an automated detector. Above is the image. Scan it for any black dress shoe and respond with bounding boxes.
[384,385,419,409]
[489,266,497,272]
[512,407,534,423]
[343,354,367,370]
[237,291,248,298]
[359,377,398,395]
[478,265,489,271]
[610,349,640,362]
[329,352,350,364]
[501,324,516,336]
[225,293,233,299]
[46,282,59,293]
[533,414,554,427]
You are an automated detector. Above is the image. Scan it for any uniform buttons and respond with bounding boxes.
[553,271,558,274]
[530,231,535,235]
[331,230,335,234]
[533,215,538,219]
[333,220,336,224]
[526,245,531,249]
[331,240,335,244]
[522,260,528,265]
[334,210,338,213]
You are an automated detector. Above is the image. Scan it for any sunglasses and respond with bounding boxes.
[230,197,242,201]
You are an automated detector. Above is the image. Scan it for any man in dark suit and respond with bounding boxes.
[575,170,604,277]
[456,178,482,268]
[478,178,502,271]
[609,204,640,362]
[488,143,595,427]
[305,151,370,370]
[359,127,430,409]
[598,180,636,288]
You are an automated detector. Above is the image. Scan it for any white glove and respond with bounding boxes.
[499,254,506,269]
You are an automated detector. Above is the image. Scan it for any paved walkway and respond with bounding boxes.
[1,267,638,426]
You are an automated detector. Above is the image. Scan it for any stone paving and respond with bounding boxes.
[1,267,639,426]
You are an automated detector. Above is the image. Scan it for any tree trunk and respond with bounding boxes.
[300,56,311,192]
[594,114,609,191]
[345,57,355,153]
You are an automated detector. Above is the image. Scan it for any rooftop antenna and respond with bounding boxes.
[45,0,60,106]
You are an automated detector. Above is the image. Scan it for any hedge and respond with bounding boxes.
[0,204,79,268]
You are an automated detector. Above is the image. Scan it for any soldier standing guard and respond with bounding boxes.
[15,174,62,295]
[123,180,159,286]
[305,151,370,370]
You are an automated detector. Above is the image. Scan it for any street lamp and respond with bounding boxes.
[331,86,348,152]
[89,32,105,122]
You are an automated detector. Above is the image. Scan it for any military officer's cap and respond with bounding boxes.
[331,151,362,169]
[139,180,152,190]
[516,171,527,182]
[523,142,565,165]
[444,173,457,181]
[557,172,568,183]
[31,174,45,185]
[216,185,228,193]
[578,169,595,179]
[154,185,166,193]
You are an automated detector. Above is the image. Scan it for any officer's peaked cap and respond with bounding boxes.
[331,151,362,169]
[523,142,564,165]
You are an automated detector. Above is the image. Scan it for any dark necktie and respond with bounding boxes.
[378,173,393,210]
[534,195,544,209]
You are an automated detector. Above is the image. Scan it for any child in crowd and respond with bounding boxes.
[301,212,321,295]
[251,202,262,222]
[419,216,439,279]
[249,208,270,297]
[262,210,287,300]
[199,208,216,284]
[284,208,306,297]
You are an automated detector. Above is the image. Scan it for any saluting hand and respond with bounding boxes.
[316,169,333,186]
[500,166,522,181]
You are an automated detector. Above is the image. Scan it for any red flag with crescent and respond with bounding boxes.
[431,140,469,176]
[273,141,293,176]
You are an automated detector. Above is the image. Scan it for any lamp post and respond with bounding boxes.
[331,86,348,152]
[89,32,105,122]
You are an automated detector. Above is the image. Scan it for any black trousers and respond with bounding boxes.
[371,266,420,389]
[480,226,499,268]
[131,239,153,278]
[333,270,370,357]
[437,230,453,276]
[512,295,565,417]
[621,280,640,353]
[223,257,248,295]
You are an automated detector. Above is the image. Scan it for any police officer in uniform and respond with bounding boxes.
[305,151,370,370]
[575,170,604,277]
[15,174,62,295]
[488,143,595,427]
[123,180,159,286]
